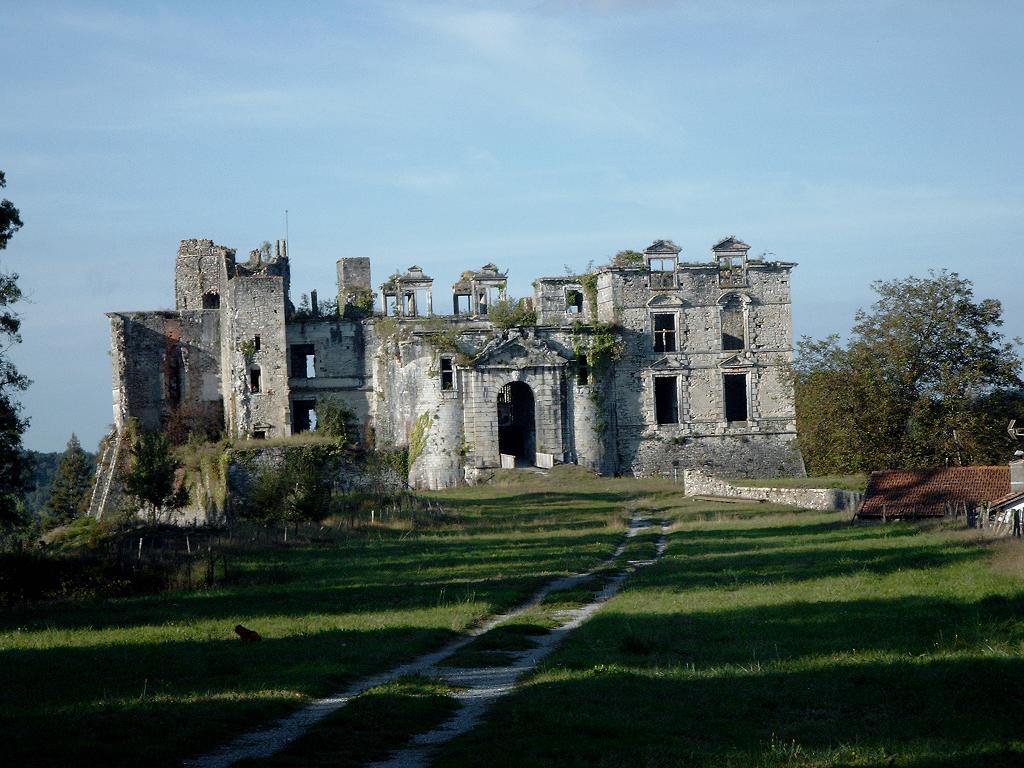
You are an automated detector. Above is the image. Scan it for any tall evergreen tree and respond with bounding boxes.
[45,434,93,526]
[0,170,29,529]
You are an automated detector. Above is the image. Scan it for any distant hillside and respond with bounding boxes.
[22,450,97,518]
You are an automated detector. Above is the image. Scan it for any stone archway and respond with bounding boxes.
[497,381,535,465]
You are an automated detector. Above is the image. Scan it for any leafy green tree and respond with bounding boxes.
[794,270,1023,473]
[0,170,29,530]
[121,432,184,523]
[44,434,93,527]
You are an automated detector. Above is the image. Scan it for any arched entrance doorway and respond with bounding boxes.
[497,381,535,465]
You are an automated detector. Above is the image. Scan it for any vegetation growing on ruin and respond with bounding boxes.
[487,297,537,330]
[420,315,461,354]
[578,272,599,317]
[609,249,645,268]
[408,411,433,467]
[571,320,623,371]
[345,287,376,316]
[239,338,257,363]
[120,431,186,523]
[312,396,358,444]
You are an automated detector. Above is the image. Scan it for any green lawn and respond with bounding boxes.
[436,508,1024,767]
[0,469,658,768]
[6,472,1024,767]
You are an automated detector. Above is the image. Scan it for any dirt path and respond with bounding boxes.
[185,515,669,768]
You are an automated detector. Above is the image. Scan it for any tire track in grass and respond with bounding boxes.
[185,514,668,768]
[365,516,670,768]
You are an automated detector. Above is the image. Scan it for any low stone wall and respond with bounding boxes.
[682,470,863,512]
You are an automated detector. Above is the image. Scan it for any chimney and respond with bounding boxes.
[1012,452,1024,493]
[310,289,319,317]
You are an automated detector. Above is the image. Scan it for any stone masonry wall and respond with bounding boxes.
[223,275,290,438]
[109,310,222,431]
[175,239,234,311]
[683,469,864,512]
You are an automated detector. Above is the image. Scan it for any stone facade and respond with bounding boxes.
[101,234,803,499]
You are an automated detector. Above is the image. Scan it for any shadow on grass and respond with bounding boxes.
[0,626,454,768]
[435,655,1024,768]
[0,529,626,633]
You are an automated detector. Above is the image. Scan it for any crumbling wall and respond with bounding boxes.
[222,275,290,438]
[174,239,234,311]
[683,469,861,511]
[108,310,222,432]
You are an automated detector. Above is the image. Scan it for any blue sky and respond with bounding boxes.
[3,1,1023,452]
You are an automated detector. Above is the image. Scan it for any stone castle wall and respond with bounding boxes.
[102,234,803,510]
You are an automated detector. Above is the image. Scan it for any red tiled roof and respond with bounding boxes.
[858,466,1010,519]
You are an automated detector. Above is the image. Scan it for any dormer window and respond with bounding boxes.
[647,257,677,289]
[713,236,751,288]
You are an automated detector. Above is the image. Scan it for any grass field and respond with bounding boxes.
[435,506,1024,767]
[0,468,656,768]
[4,468,1024,767]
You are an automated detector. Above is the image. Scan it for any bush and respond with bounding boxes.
[488,297,537,330]
[315,397,358,444]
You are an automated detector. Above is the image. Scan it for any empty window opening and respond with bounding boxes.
[293,399,317,433]
[290,344,316,379]
[577,353,590,385]
[253,334,261,351]
[724,374,748,422]
[384,294,399,316]
[654,377,679,425]
[202,291,220,309]
[249,367,261,393]
[721,296,746,350]
[566,288,583,314]
[648,257,677,289]
[440,357,454,390]
[252,430,266,440]
[653,314,677,353]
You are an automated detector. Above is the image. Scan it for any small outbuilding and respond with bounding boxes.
[857,466,1011,520]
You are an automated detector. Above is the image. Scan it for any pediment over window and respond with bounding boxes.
[719,353,754,369]
[647,356,687,371]
[647,294,686,308]
[473,332,571,368]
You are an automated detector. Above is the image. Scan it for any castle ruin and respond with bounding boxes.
[93,235,803,515]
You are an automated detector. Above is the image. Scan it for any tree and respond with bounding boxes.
[45,434,94,527]
[0,170,29,529]
[121,432,184,523]
[794,270,1023,473]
